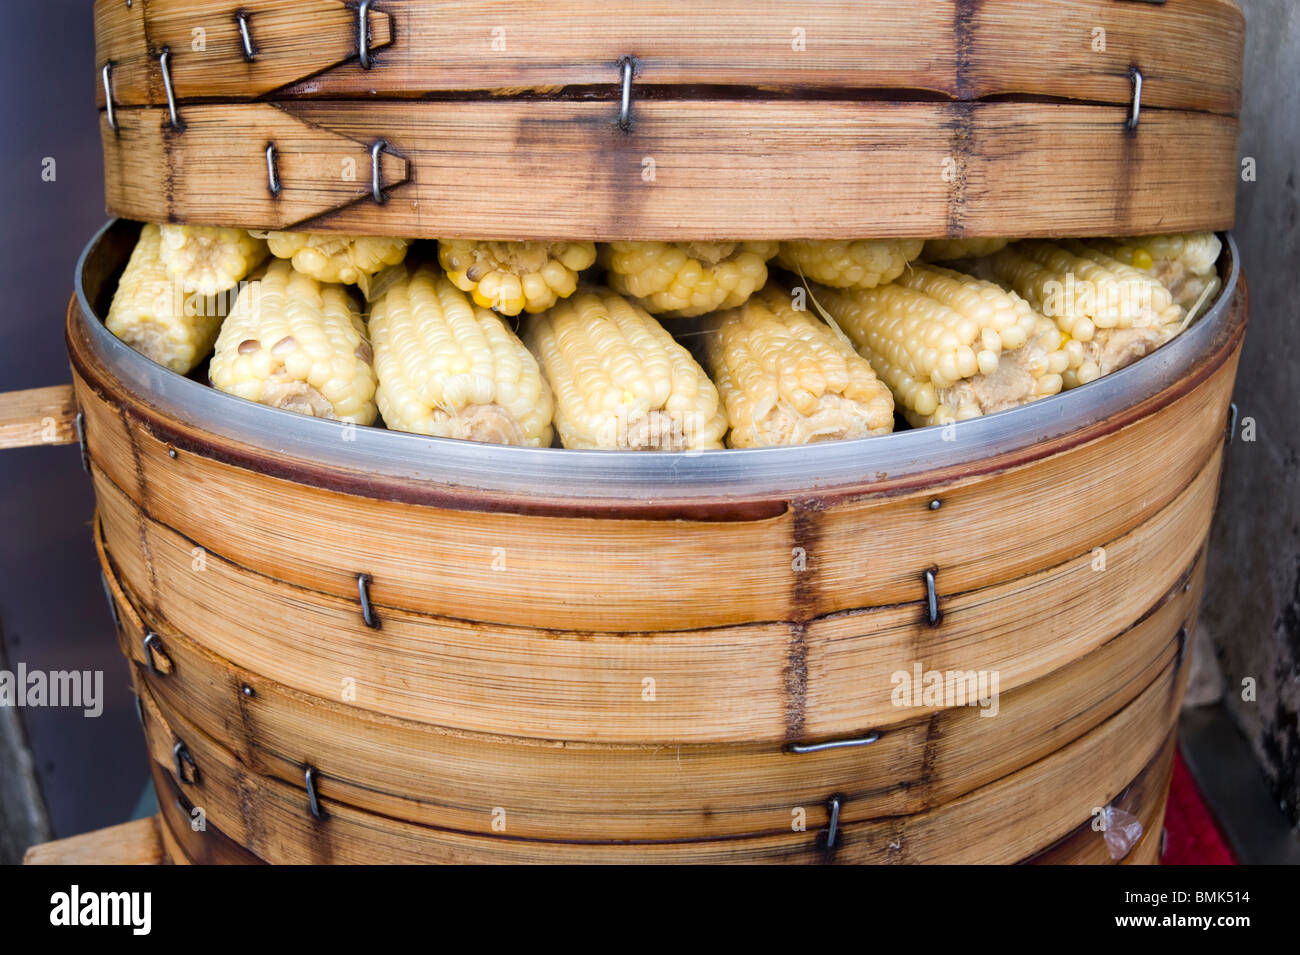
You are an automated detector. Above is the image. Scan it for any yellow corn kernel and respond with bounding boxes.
[209,259,377,424]
[439,240,596,317]
[158,225,267,295]
[106,224,228,374]
[811,268,1068,427]
[523,287,726,450]
[774,239,923,289]
[600,241,777,317]
[369,264,553,446]
[704,284,894,447]
[262,231,411,295]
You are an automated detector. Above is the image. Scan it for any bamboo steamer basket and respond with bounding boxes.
[54,0,1252,863]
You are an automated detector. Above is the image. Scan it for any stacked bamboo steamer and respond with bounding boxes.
[79,0,1246,863]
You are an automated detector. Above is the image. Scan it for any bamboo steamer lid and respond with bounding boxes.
[94,0,1244,240]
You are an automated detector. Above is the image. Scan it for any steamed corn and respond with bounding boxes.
[966,240,1186,388]
[158,225,267,295]
[811,265,1070,426]
[369,264,553,446]
[106,224,227,374]
[1085,233,1222,318]
[209,259,377,424]
[774,239,923,289]
[600,241,777,317]
[921,238,1011,262]
[262,231,410,296]
[524,287,726,450]
[704,284,894,447]
[439,240,595,316]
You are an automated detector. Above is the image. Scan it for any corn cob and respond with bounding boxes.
[439,240,596,317]
[704,284,894,447]
[209,259,377,424]
[921,238,1011,262]
[968,239,1182,342]
[105,224,227,374]
[811,266,1070,426]
[523,287,726,450]
[1084,233,1222,317]
[158,225,267,296]
[774,239,923,290]
[964,239,1188,387]
[369,264,553,446]
[262,231,411,297]
[600,241,777,317]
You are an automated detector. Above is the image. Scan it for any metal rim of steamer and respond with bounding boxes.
[73,220,1240,501]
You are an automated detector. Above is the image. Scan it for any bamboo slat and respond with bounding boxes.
[68,283,1245,635]
[131,649,1186,864]
[100,99,1238,239]
[149,745,1173,866]
[0,385,77,449]
[103,519,1202,839]
[1024,734,1174,865]
[94,0,1243,115]
[94,0,393,107]
[153,769,267,865]
[22,817,164,866]
[95,447,1219,744]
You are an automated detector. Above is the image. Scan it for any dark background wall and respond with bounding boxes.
[0,0,145,862]
[0,0,1295,861]
[1202,0,1300,828]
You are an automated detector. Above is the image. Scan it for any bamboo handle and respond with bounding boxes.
[0,385,78,449]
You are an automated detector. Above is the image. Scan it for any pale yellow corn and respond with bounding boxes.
[209,259,377,424]
[970,240,1182,343]
[600,241,777,317]
[811,267,1069,427]
[369,264,553,446]
[158,225,267,295]
[439,240,596,317]
[921,238,1011,262]
[106,224,228,374]
[704,284,894,447]
[524,287,726,450]
[774,239,923,289]
[1085,233,1222,317]
[262,231,411,296]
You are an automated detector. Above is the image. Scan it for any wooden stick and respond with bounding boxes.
[0,385,77,450]
[23,817,163,866]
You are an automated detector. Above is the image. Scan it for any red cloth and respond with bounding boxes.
[1161,749,1237,865]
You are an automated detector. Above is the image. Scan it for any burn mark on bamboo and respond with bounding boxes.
[952,0,983,101]
[944,101,975,238]
[120,406,161,610]
[783,624,808,742]
[916,712,943,802]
